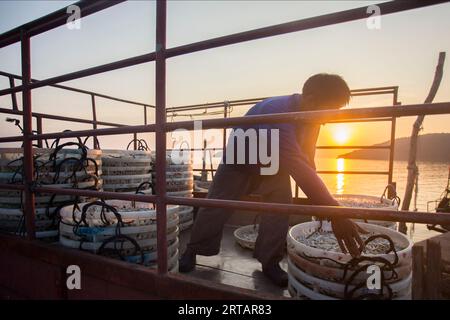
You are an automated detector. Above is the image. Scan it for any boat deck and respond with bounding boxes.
[179,225,291,298]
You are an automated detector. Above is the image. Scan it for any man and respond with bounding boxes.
[179,73,364,287]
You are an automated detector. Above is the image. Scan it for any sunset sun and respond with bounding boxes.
[332,124,351,144]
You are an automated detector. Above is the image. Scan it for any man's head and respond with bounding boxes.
[301,73,350,111]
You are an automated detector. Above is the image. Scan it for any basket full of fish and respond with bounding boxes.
[59,200,180,272]
[0,144,102,240]
[287,221,413,300]
[334,194,400,229]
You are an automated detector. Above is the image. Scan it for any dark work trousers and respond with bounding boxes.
[187,163,292,267]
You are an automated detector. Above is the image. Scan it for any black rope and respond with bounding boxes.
[126,138,150,151]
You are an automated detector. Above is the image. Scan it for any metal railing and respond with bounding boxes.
[0,70,153,149]
[166,86,400,196]
[0,0,449,278]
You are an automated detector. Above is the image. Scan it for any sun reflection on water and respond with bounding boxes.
[336,158,345,194]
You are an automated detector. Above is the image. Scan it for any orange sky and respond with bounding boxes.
[0,1,449,153]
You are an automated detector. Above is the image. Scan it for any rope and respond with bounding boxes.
[72,200,145,264]
[126,138,150,151]
[4,141,100,237]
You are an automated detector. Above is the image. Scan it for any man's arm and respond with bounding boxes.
[282,147,338,206]
[279,132,364,256]
[300,123,321,169]
[279,124,337,205]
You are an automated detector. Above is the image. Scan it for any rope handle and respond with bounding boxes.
[98,234,145,264]
[381,184,401,207]
[77,201,123,229]
[50,130,83,149]
[133,181,154,209]
[126,138,150,151]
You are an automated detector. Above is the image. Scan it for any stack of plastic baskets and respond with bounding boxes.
[287,221,413,300]
[101,149,152,195]
[151,150,194,231]
[0,145,102,241]
[59,200,180,272]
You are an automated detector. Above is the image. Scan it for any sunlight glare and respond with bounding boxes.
[337,158,345,172]
[333,124,350,144]
[336,158,345,194]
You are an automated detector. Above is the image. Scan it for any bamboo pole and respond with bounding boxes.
[399,52,446,234]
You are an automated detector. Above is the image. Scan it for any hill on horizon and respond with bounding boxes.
[339,133,450,162]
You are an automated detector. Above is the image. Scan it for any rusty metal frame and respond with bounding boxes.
[0,0,449,282]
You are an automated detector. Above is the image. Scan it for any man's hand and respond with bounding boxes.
[331,218,367,257]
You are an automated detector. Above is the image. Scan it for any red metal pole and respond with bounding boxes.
[133,133,138,150]
[155,0,168,275]
[388,87,399,193]
[91,94,99,149]
[36,115,43,148]
[222,102,228,163]
[8,76,18,111]
[21,30,36,240]
[144,106,147,125]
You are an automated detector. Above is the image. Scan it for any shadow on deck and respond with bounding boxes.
[179,225,291,298]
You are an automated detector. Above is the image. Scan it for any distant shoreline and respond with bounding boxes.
[337,133,450,162]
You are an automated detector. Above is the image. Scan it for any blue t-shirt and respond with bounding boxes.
[224,94,337,205]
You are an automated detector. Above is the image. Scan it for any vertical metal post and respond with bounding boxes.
[222,102,228,160]
[387,87,398,197]
[91,94,99,149]
[155,0,168,274]
[144,106,148,125]
[36,116,43,148]
[9,76,18,111]
[21,30,36,240]
[133,133,138,150]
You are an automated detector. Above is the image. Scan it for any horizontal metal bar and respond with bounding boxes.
[165,102,450,131]
[317,170,389,175]
[191,168,389,175]
[0,71,153,108]
[326,118,393,124]
[185,148,223,152]
[0,107,125,127]
[26,102,450,141]
[0,135,23,143]
[9,184,450,225]
[316,146,390,149]
[166,87,397,113]
[165,1,447,58]
[0,0,125,49]
[29,123,156,141]
[0,52,157,97]
[33,186,157,203]
[165,196,450,225]
[350,86,398,93]
[167,98,269,112]
[0,183,25,191]
[350,91,395,97]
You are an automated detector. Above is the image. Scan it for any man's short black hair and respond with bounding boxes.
[302,73,350,108]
